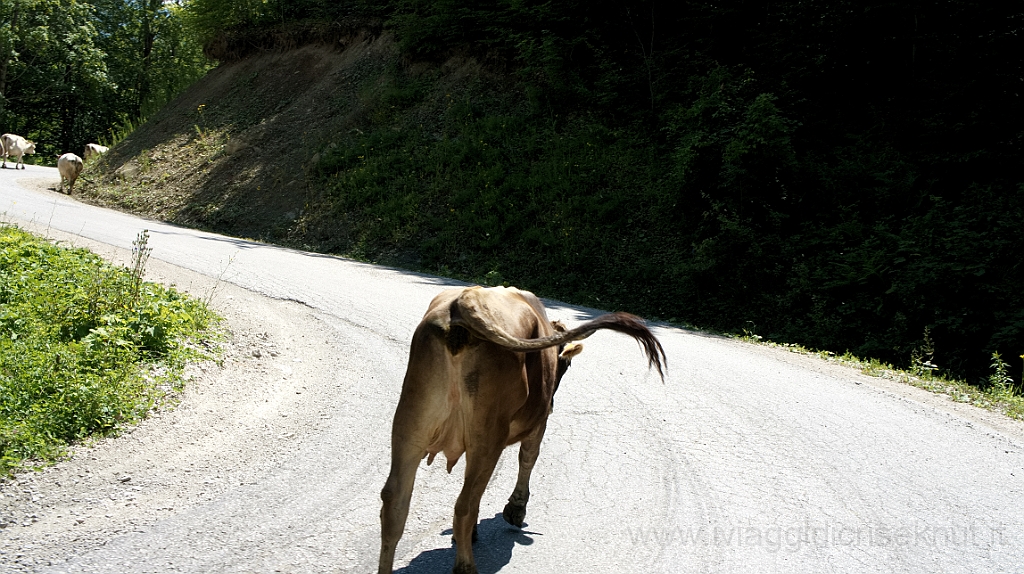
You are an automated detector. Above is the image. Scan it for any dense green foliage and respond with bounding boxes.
[185,0,382,41]
[0,226,219,473]
[0,0,209,160]
[85,1,1024,383]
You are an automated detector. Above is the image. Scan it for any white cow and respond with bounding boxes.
[57,153,84,194]
[83,143,109,161]
[1,133,36,169]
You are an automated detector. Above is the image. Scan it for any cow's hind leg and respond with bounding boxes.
[452,441,504,574]
[378,439,425,574]
[503,420,547,527]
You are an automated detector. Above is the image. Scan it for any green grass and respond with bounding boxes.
[736,335,1024,420]
[0,225,221,474]
[305,76,675,312]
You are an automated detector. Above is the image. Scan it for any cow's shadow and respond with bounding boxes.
[395,513,538,574]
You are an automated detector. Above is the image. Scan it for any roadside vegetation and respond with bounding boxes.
[0,226,221,474]
[741,334,1024,420]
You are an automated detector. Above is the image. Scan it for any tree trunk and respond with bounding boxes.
[61,63,77,153]
[627,5,656,112]
[136,0,161,118]
[0,0,21,115]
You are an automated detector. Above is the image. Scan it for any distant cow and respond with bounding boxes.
[83,143,108,161]
[379,286,666,574]
[57,153,84,194]
[1,133,36,169]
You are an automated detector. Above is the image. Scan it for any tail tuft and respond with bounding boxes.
[572,313,666,380]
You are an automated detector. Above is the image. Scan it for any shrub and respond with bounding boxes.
[0,226,220,474]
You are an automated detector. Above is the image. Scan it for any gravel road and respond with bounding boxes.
[1,166,1023,573]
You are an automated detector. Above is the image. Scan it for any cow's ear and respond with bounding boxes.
[559,343,583,362]
[551,320,567,333]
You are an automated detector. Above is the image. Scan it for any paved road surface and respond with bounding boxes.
[1,165,1022,573]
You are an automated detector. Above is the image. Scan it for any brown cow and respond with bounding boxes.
[379,285,666,574]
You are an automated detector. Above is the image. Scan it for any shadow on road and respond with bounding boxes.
[395,513,539,574]
[147,226,468,289]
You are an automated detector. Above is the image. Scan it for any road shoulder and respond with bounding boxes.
[0,220,347,572]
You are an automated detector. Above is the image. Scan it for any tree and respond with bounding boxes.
[0,0,109,154]
[91,0,208,120]
[0,0,208,160]
[0,0,23,118]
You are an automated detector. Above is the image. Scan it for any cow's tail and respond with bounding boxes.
[459,310,667,380]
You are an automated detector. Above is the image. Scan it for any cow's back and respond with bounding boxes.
[400,287,560,470]
[58,153,84,177]
[84,143,108,160]
[1,133,34,163]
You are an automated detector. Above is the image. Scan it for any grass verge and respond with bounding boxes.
[0,225,222,475]
[738,335,1024,420]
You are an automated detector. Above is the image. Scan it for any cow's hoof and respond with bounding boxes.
[502,502,526,527]
[452,562,478,574]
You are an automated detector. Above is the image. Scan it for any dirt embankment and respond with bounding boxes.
[78,32,398,243]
